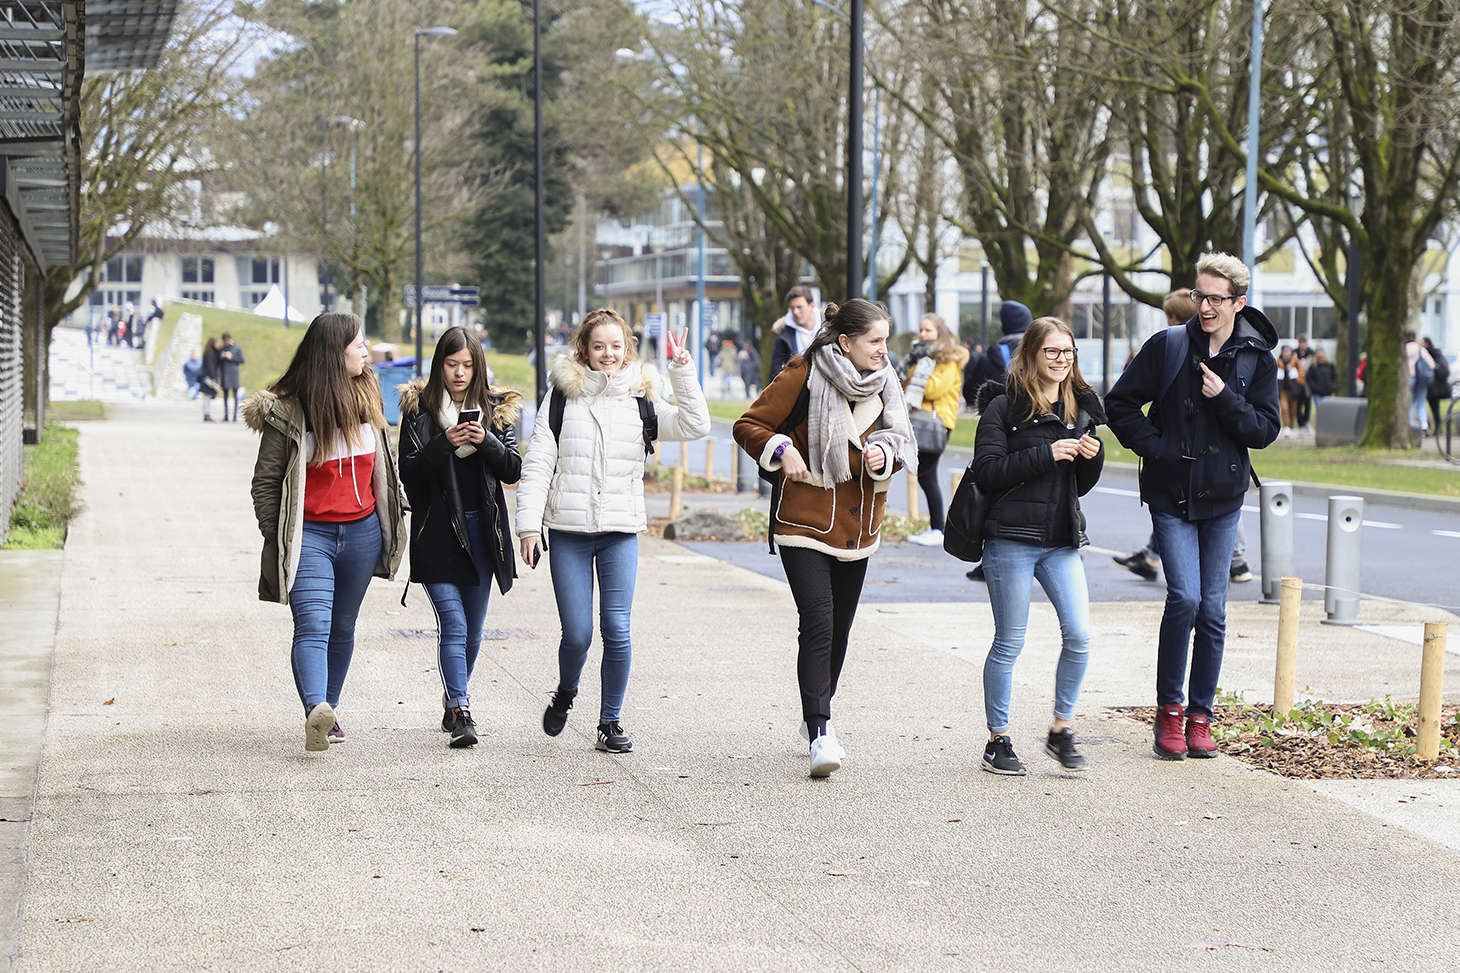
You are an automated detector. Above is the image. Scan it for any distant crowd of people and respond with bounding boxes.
[183,332,245,422]
[87,299,163,349]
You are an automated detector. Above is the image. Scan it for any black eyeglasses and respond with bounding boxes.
[1041,347,1077,361]
[1190,289,1242,307]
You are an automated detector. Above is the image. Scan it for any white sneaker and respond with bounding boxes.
[798,721,846,760]
[907,528,945,547]
[809,735,842,777]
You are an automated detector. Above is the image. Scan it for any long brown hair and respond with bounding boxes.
[919,313,958,357]
[420,326,489,422]
[1005,316,1090,422]
[569,308,638,367]
[269,312,384,464]
[801,298,891,365]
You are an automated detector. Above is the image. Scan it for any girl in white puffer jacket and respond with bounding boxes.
[517,309,710,753]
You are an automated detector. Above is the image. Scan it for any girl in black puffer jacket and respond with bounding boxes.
[971,316,1105,776]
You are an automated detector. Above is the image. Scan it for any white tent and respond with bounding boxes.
[251,284,307,323]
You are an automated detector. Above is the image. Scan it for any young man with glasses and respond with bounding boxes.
[1106,253,1280,761]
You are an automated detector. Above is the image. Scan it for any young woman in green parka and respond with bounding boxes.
[397,326,523,749]
[245,313,407,753]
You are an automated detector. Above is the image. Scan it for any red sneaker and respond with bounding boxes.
[1153,704,1187,760]
[1186,713,1218,758]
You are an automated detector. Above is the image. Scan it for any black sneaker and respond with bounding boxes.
[448,708,478,748]
[441,692,452,733]
[542,688,575,736]
[966,564,985,582]
[1044,727,1088,771]
[1229,560,1253,583]
[981,734,1026,775]
[595,721,633,753]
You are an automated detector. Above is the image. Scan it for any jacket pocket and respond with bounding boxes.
[776,480,835,534]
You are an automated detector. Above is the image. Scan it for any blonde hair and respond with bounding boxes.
[1195,252,1250,295]
[570,308,639,368]
[1004,316,1090,422]
[1162,290,1198,325]
[919,313,957,356]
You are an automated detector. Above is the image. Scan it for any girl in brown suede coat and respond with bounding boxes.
[734,299,917,777]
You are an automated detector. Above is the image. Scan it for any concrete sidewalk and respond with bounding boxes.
[3,401,1460,972]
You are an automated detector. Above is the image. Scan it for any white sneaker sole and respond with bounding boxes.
[809,752,841,777]
[305,702,334,752]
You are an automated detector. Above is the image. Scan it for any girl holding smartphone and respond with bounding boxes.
[398,327,523,748]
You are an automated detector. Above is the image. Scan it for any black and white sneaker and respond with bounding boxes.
[449,709,478,749]
[981,734,1026,776]
[595,721,633,753]
[1229,560,1253,583]
[1044,727,1088,771]
[542,688,576,736]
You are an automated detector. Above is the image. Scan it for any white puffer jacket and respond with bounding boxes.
[516,355,711,537]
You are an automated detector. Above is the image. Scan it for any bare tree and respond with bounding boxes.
[42,0,255,336]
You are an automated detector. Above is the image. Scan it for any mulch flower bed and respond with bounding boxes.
[1121,703,1460,780]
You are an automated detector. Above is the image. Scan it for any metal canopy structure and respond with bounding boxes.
[0,1,177,271]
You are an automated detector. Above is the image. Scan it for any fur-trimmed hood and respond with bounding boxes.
[394,377,523,427]
[242,388,291,434]
[910,341,970,368]
[549,353,662,402]
[975,381,1107,426]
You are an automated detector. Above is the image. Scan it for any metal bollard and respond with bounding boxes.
[736,447,758,494]
[1259,481,1294,604]
[1321,495,1364,625]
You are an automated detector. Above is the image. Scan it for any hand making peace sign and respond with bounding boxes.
[665,327,692,366]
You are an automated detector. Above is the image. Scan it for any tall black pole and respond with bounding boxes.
[533,0,547,407]
[845,0,864,301]
[1101,271,1112,396]
[980,263,989,350]
[414,32,424,377]
[321,155,330,312]
[1346,204,1362,398]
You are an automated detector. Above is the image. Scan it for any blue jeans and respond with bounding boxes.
[424,511,492,710]
[289,513,382,713]
[1150,507,1243,717]
[547,529,638,723]
[981,539,1091,734]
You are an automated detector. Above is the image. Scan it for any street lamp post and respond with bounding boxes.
[533,0,547,406]
[415,26,457,378]
[846,0,864,301]
[328,115,363,316]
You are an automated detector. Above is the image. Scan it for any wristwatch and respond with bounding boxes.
[772,441,788,460]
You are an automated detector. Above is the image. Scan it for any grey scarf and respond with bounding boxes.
[805,347,918,485]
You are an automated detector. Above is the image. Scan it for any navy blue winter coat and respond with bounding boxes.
[1105,309,1281,521]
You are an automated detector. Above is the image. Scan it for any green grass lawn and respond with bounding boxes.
[4,423,80,549]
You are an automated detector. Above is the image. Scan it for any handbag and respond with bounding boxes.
[909,407,949,453]
[942,464,992,562]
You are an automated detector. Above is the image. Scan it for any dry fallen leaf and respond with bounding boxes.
[826,870,861,877]
[54,917,94,923]
[102,699,115,706]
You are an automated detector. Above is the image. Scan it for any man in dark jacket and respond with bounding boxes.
[966,301,1032,400]
[218,332,246,421]
[1105,252,1280,763]
[769,286,820,379]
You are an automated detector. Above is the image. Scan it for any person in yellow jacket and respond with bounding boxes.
[903,314,968,546]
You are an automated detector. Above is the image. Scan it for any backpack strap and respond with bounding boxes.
[1157,325,1189,408]
[550,384,656,457]
[765,371,813,554]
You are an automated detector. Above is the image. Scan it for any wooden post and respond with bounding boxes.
[1418,623,1447,761]
[669,466,684,520]
[704,438,716,481]
[678,440,689,472]
[1273,576,1301,717]
[907,472,920,522]
[651,441,660,467]
[950,470,961,496]
[729,444,738,484]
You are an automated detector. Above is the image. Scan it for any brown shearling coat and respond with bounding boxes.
[733,359,902,560]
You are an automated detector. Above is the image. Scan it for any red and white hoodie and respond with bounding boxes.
[303,424,377,521]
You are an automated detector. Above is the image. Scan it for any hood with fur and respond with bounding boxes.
[395,377,523,427]
[549,353,661,402]
[975,380,1107,426]
[242,388,290,433]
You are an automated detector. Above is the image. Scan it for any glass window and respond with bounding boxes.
[182,257,213,284]
[1267,306,1293,340]
[1309,305,1336,340]
[251,257,281,284]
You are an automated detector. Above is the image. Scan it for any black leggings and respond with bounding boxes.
[917,450,945,531]
[779,545,869,737]
[222,387,238,420]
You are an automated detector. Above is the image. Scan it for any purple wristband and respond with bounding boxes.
[773,441,788,460]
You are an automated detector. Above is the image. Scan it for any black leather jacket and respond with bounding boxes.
[398,391,521,592]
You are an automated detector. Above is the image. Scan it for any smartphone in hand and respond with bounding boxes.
[457,408,482,425]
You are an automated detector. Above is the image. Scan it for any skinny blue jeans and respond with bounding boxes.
[289,513,382,714]
[424,511,492,710]
[981,538,1091,735]
[1150,507,1243,717]
[547,529,638,724]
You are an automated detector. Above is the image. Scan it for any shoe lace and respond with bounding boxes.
[550,692,573,713]
[601,721,623,737]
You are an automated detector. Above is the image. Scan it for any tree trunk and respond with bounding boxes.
[1358,247,1415,448]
